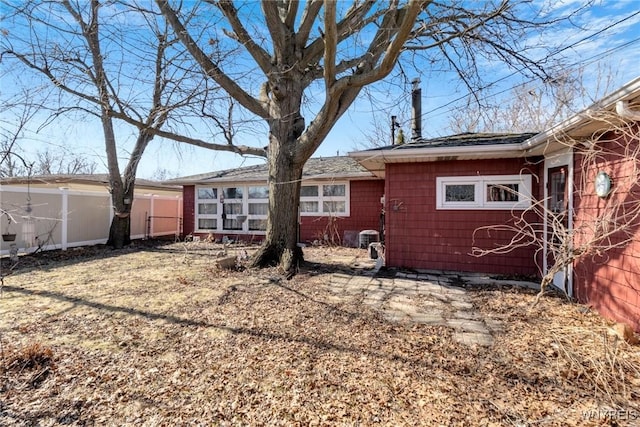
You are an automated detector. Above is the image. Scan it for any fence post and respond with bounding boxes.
[61,187,69,250]
[145,212,150,240]
[150,195,156,238]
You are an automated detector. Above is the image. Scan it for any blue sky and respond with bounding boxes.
[1,0,639,180]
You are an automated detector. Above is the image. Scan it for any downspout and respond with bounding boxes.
[616,100,640,121]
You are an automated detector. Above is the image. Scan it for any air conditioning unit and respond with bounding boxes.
[358,229,379,249]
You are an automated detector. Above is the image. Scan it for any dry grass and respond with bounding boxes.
[1,241,639,426]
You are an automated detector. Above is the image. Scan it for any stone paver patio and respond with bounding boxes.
[325,269,539,347]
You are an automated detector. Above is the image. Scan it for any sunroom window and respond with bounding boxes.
[300,182,349,216]
[195,181,350,233]
[196,187,219,231]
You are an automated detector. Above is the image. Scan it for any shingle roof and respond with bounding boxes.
[166,156,375,184]
[364,132,537,152]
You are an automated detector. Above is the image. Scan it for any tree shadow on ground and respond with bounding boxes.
[2,283,439,368]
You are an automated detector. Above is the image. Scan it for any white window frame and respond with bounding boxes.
[247,185,269,232]
[221,186,245,231]
[436,175,532,210]
[195,181,351,233]
[195,187,219,231]
[300,181,350,217]
[195,183,270,234]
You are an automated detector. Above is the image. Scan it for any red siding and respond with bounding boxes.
[299,179,385,244]
[384,159,541,276]
[573,127,640,331]
[183,185,195,237]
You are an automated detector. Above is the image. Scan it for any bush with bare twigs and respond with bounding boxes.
[473,112,640,306]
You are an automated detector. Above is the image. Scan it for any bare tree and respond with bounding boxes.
[0,91,99,177]
[1,0,228,248]
[472,110,640,303]
[0,93,38,178]
[449,67,619,134]
[154,0,564,274]
[34,148,97,175]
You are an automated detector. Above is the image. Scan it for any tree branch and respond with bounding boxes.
[213,0,273,74]
[156,0,268,118]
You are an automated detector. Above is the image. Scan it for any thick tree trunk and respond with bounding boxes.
[249,39,309,275]
[106,182,135,249]
[107,214,131,249]
[251,147,305,275]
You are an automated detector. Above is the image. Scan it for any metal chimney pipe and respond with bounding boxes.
[411,78,422,140]
[391,115,397,145]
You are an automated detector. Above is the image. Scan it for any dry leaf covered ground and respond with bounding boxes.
[1,241,639,426]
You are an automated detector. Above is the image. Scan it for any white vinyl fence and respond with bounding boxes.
[1,186,182,256]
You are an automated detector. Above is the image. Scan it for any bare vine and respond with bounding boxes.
[472,109,640,304]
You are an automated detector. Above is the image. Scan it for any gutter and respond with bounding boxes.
[520,76,640,151]
[349,143,525,162]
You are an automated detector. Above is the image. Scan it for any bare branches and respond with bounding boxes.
[156,0,268,118]
[296,1,427,159]
[295,0,323,48]
[322,2,337,89]
[261,1,286,63]
[215,1,272,74]
[472,109,640,302]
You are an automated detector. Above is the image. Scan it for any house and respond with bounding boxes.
[169,78,638,330]
[1,174,182,254]
[166,156,384,246]
[523,78,640,332]
[350,132,543,277]
[350,76,640,331]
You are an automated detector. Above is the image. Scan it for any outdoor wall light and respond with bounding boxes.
[594,171,612,198]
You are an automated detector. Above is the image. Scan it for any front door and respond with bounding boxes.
[547,165,570,293]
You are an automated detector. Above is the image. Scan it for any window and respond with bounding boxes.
[198,218,217,230]
[198,188,217,199]
[323,184,345,197]
[247,185,268,231]
[300,182,349,216]
[198,203,217,215]
[248,203,268,215]
[436,175,532,210]
[222,187,243,199]
[248,219,267,231]
[219,187,245,230]
[300,201,319,213]
[196,187,219,232]
[223,218,243,230]
[248,186,269,199]
[323,201,346,213]
[196,184,268,233]
[301,186,318,197]
[486,184,519,202]
[445,184,476,203]
[195,181,350,232]
[223,203,243,215]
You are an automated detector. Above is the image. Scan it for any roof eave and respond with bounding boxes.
[349,143,526,177]
[169,171,377,186]
[521,76,640,154]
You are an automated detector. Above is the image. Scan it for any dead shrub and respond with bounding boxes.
[3,342,54,373]
[548,326,640,408]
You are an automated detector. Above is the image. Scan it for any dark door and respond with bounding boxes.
[547,165,569,291]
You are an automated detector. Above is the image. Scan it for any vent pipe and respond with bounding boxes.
[411,78,422,140]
